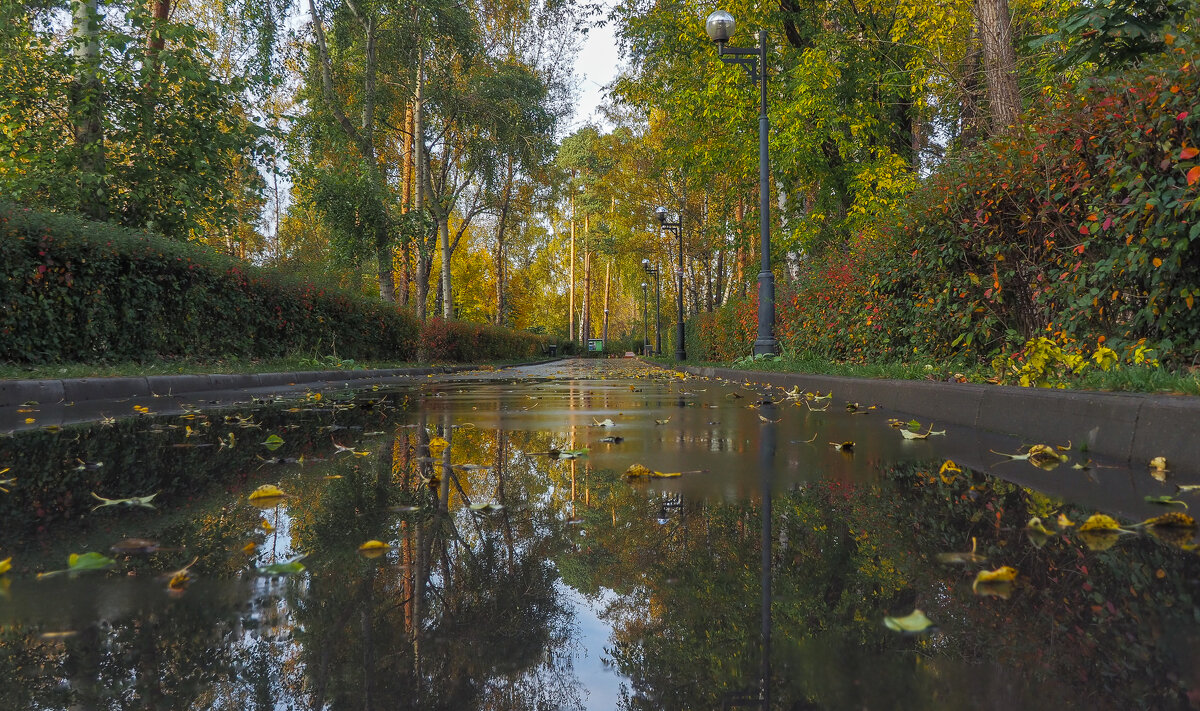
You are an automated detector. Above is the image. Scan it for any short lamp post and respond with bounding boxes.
[705,10,777,355]
[641,281,649,356]
[641,258,661,355]
[654,207,687,361]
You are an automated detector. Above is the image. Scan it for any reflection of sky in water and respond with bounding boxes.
[3,361,1200,710]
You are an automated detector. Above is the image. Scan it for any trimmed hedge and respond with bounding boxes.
[0,203,548,364]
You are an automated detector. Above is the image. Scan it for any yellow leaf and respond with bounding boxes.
[0,557,11,575]
[358,540,391,558]
[973,566,1018,594]
[1025,517,1055,536]
[939,460,962,475]
[1079,513,1120,531]
[1057,513,1074,528]
[428,436,449,452]
[883,609,934,633]
[248,484,287,501]
[1150,456,1169,473]
[260,518,275,533]
[1141,512,1196,529]
[242,542,258,554]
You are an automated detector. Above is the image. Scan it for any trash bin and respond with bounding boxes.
[548,344,558,357]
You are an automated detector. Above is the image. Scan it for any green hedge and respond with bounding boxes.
[0,203,547,364]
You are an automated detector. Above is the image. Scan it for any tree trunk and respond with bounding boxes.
[601,259,610,345]
[975,0,1021,132]
[439,213,451,319]
[568,189,576,347]
[493,158,514,326]
[582,215,591,344]
[71,0,105,220]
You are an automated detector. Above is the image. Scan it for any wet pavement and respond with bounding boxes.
[1,359,1199,710]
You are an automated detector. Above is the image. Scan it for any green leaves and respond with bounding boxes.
[883,609,935,633]
[37,552,116,579]
[256,555,306,576]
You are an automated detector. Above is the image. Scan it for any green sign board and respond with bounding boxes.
[587,339,604,352]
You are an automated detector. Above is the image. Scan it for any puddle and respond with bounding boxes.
[1,360,1198,710]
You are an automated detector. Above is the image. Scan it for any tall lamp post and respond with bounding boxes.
[641,258,661,355]
[654,207,687,361]
[641,281,649,356]
[705,10,777,355]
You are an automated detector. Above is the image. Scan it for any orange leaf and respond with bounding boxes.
[1188,165,1200,186]
[1182,146,1200,160]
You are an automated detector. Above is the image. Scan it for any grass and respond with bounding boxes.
[655,353,1200,396]
[0,354,541,381]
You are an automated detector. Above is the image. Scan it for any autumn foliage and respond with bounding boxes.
[692,32,1200,367]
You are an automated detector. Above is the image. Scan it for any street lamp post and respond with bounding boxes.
[705,10,777,356]
[641,258,662,355]
[654,207,687,361]
[641,281,649,356]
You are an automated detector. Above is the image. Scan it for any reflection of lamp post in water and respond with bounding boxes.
[641,258,662,356]
[758,414,775,708]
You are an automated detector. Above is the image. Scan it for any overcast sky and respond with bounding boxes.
[568,6,621,131]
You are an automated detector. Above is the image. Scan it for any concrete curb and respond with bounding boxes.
[0,359,560,410]
[662,362,1200,474]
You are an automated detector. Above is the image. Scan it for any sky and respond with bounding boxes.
[568,6,622,131]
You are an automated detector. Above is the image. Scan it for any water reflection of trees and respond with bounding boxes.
[568,460,1200,710]
[288,419,585,710]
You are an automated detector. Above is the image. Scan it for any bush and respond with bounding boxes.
[0,204,547,364]
[690,30,1200,370]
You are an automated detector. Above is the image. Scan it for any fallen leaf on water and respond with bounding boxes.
[624,463,704,479]
[883,609,935,633]
[593,418,616,427]
[1079,513,1121,531]
[37,552,117,579]
[91,492,158,511]
[0,558,11,575]
[1145,495,1188,509]
[261,434,285,451]
[166,557,199,592]
[260,518,275,533]
[599,436,624,444]
[900,425,945,440]
[358,540,391,558]
[940,461,962,475]
[758,415,780,423]
[1057,513,1075,528]
[1025,517,1056,536]
[991,444,1067,470]
[469,502,505,512]
[973,566,1018,593]
[427,436,449,452]
[655,418,671,425]
[550,448,589,459]
[935,537,987,564]
[1072,460,1092,470]
[1176,484,1200,494]
[242,542,258,554]
[829,441,854,452]
[248,484,291,508]
[1139,512,1196,529]
[256,555,307,576]
[110,538,163,555]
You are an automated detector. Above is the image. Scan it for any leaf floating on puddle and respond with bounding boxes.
[0,557,11,575]
[37,552,117,579]
[358,540,391,558]
[91,492,158,511]
[248,484,291,508]
[624,463,704,479]
[991,444,1068,470]
[1150,457,1169,481]
[256,555,307,576]
[1079,513,1120,531]
[261,434,285,451]
[883,609,935,633]
[936,537,987,564]
[599,436,624,444]
[655,418,671,425]
[1141,512,1197,529]
[1145,495,1188,509]
[829,441,854,452]
[972,566,1018,594]
[592,418,616,427]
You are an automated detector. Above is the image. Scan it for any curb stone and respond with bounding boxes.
[660,362,1200,474]
[0,359,560,410]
